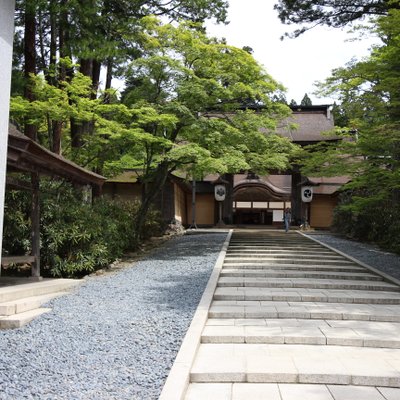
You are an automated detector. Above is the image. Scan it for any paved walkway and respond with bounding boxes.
[167,230,400,400]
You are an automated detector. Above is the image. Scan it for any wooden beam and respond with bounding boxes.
[6,176,33,191]
[31,172,41,278]
[1,255,36,266]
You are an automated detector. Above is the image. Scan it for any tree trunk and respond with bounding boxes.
[104,57,113,103]
[134,163,170,243]
[24,0,37,140]
[92,59,101,99]
[49,0,58,84]
[51,122,63,154]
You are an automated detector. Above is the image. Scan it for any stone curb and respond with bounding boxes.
[158,229,233,400]
[299,232,400,287]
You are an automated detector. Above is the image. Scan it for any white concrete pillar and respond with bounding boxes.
[0,1,16,269]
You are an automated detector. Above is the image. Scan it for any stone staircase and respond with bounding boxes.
[0,278,81,329]
[184,230,400,400]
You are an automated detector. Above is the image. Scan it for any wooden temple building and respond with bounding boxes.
[103,105,349,229]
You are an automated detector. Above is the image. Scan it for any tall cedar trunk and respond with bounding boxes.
[51,121,63,154]
[38,10,47,75]
[59,1,70,81]
[134,163,170,242]
[104,57,113,103]
[24,0,37,140]
[49,1,57,83]
[70,58,96,147]
[49,1,62,154]
[92,59,101,99]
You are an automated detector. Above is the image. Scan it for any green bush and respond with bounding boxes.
[2,181,164,278]
[333,191,400,254]
[2,190,31,256]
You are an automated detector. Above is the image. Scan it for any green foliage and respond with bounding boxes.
[300,93,312,106]
[117,18,298,179]
[2,181,163,278]
[274,0,395,38]
[299,8,400,250]
[333,192,400,253]
[2,190,31,256]
[10,16,299,243]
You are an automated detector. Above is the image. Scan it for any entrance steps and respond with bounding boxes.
[224,257,355,266]
[185,383,400,400]
[190,343,400,386]
[159,230,400,400]
[217,277,399,292]
[222,263,365,272]
[220,269,382,281]
[0,278,81,329]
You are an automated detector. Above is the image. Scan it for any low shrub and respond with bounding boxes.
[333,192,400,254]
[2,180,164,278]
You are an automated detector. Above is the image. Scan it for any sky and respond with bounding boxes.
[206,0,379,105]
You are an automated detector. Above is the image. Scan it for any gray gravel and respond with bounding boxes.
[0,232,227,400]
[304,232,400,281]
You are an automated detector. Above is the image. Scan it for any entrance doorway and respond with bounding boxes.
[232,179,291,226]
[232,200,291,226]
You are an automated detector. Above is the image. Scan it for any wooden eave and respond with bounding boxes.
[7,125,106,187]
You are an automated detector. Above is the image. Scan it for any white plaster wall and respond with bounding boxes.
[0,1,16,266]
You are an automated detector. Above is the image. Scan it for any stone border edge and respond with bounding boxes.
[158,229,233,400]
[298,231,400,287]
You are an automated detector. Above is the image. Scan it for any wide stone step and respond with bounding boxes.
[214,287,400,304]
[217,277,399,292]
[209,302,400,322]
[226,249,334,254]
[201,323,400,348]
[220,269,383,281]
[229,243,324,247]
[222,263,365,272]
[0,292,69,316]
[223,257,355,266]
[190,343,400,387]
[226,252,344,259]
[229,241,320,245]
[0,307,52,329]
[184,383,400,400]
[0,279,81,303]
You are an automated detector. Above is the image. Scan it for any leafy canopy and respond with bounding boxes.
[300,7,400,211]
[117,18,298,179]
[274,0,398,38]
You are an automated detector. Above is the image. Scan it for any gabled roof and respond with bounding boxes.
[7,124,106,186]
[275,105,338,143]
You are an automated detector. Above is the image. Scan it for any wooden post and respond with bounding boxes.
[0,1,16,275]
[222,173,234,224]
[291,167,303,225]
[189,179,197,229]
[31,172,41,278]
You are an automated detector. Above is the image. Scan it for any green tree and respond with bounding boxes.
[11,20,299,240]
[300,93,312,106]
[299,8,400,250]
[274,0,399,38]
[117,19,298,238]
[13,0,230,150]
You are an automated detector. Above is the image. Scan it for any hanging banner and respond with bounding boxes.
[214,184,226,201]
[301,186,313,202]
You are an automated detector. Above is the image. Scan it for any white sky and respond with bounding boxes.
[206,0,378,104]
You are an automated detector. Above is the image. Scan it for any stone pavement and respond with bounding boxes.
[182,230,400,400]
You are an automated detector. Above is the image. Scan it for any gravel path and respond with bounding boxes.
[304,232,400,281]
[0,232,227,400]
